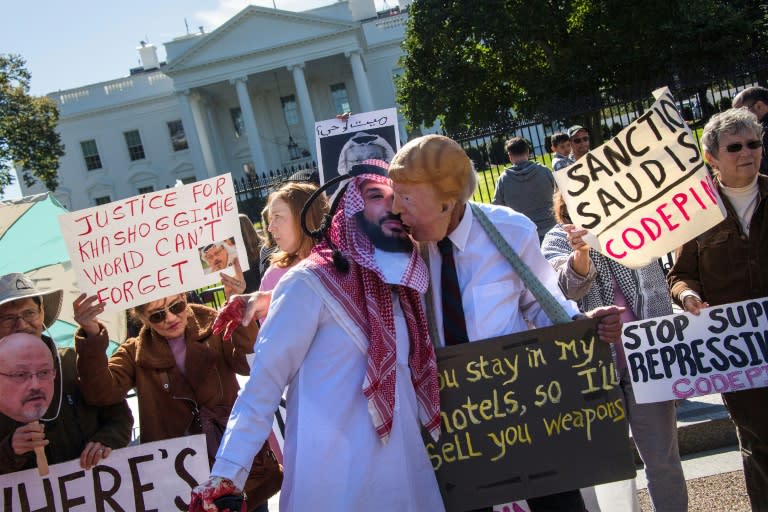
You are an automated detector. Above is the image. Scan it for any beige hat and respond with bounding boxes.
[0,273,63,328]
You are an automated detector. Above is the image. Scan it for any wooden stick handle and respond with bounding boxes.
[34,445,49,476]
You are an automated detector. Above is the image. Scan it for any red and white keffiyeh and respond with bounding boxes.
[305,160,441,443]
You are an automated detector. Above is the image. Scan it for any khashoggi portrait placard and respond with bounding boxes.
[315,108,400,193]
[58,174,247,311]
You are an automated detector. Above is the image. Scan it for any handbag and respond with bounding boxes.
[197,404,284,508]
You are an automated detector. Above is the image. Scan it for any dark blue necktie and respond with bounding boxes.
[438,237,469,345]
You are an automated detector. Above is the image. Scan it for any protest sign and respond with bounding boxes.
[58,174,246,311]
[314,108,399,190]
[0,435,209,512]
[622,296,768,403]
[427,319,635,512]
[554,87,726,269]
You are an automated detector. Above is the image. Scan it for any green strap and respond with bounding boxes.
[419,244,442,349]
[469,203,573,325]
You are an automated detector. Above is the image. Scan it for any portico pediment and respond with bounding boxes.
[165,6,357,74]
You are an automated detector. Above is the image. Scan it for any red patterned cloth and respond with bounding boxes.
[305,161,441,442]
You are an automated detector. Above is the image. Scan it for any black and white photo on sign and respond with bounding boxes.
[314,108,400,192]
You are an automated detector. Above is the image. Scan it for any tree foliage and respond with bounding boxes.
[0,54,63,193]
[397,0,760,132]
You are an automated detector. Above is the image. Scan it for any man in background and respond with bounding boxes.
[0,273,132,474]
[733,86,768,175]
[493,136,557,241]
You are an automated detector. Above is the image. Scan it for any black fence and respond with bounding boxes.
[234,162,319,223]
[447,63,768,205]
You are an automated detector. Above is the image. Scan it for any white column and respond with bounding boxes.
[346,51,374,112]
[231,76,268,174]
[288,63,317,159]
[203,97,226,173]
[187,91,217,178]
[177,90,210,179]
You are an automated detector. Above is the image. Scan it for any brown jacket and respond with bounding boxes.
[75,304,257,443]
[668,175,768,307]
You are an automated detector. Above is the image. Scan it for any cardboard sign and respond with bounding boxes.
[554,87,726,269]
[314,108,400,190]
[623,297,768,403]
[427,319,635,512]
[0,435,209,511]
[58,175,247,311]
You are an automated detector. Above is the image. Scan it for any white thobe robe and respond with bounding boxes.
[214,266,445,512]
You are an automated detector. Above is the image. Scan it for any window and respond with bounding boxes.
[80,140,102,170]
[281,95,299,126]
[124,130,146,161]
[181,176,196,185]
[330,83,351,115]
[230,108,244,138]
[138,186,154,194]
[167,120,188,151]
[94,196,111,205]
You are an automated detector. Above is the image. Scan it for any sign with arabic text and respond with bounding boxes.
[314,108,400,191]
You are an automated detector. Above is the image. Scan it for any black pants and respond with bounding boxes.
[469,489,587,512]
[722,387,768,511]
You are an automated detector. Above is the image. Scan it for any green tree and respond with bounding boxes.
[0,54,63,193]
[397,0,758,134]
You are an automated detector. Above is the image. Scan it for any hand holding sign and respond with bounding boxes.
[79,440,112,471]
[73,293,105,337]
[585,305,626,344]
[11,421,48,477]
[682,295,710,315]
[220,258,246,299]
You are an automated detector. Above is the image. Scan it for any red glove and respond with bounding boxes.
[189,477,246,512]
[212,299,246,341]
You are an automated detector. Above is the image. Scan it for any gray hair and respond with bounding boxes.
[701,108,762,157]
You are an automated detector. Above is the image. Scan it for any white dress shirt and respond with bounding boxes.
[427,202,580,346]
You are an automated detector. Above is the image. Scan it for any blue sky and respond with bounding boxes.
[2,0,389,199]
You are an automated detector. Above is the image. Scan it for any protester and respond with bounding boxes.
[0,273,132,474]
[258,182,328,302]
[190,160,445,511]
[72,289,279,511]
[668,107,768,510]
[732,86,768,175]
[568,125,591,161]
[258,204,277,277]
[239,214,263,293]
[493,136,557,241]
[550,131,573,171]
[542,191,688,512]
[388,134,623,512]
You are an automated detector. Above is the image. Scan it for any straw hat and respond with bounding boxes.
[0,273,63,328]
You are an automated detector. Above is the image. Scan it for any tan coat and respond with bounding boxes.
[75,304,257,443]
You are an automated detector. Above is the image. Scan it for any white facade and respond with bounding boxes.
[21,0,413,210]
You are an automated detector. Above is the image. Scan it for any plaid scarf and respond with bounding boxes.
[305,170,441,443]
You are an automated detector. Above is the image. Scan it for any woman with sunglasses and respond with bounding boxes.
[668,107,768,510]
[71,291,278,511]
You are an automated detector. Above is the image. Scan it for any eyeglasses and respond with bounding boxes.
[723,140,763,153]
[0,308,41,329]
[571,136,590,144]
[0,368,56,384]
[147,300,187,324]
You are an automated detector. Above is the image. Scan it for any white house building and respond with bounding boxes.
[20,0,413,211]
